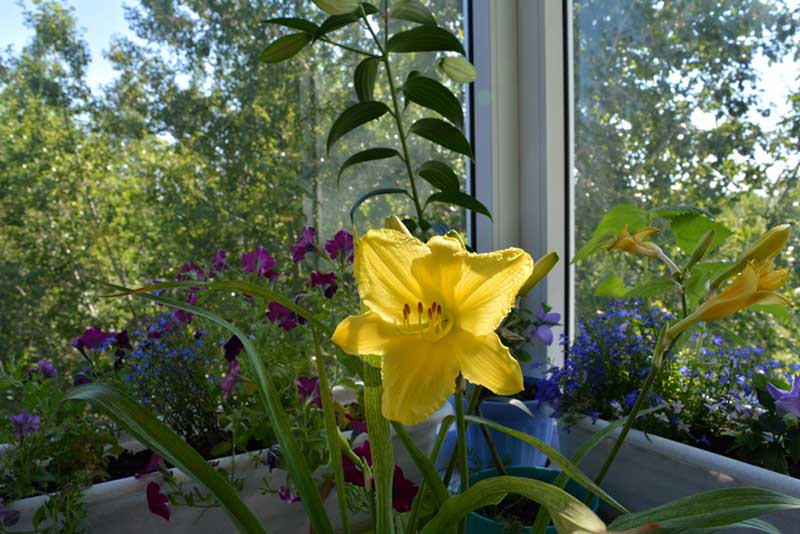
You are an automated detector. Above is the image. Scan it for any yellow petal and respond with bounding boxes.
[631,227,660,240]
[331,312,398,356]
[454,247,534,335]
[355,229,427,323]
[381,338,460,425]
[450,330,523,396]
[410,235,465,308]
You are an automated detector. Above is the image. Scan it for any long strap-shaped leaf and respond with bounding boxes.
[463,414,627,512]
[113,289,334,534]
[420,475,607,534]
[391,421,449,506]
[63,384,267,534]
[609,487,800,532]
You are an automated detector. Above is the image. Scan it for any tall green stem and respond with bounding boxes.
[311,327,351,534]
[363,354,395,533]
[454,379,469,534]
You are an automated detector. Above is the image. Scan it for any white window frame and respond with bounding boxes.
[466,0,574,368]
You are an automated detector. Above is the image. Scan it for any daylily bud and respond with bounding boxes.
[518,251,559,297]
[384,216,413,237]
[711,224,791,290]
[445,230,467,250]
[604,225,663,259]
[683,229,715,273]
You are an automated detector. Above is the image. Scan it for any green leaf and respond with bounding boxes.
[64,385,267,534]
[327,101,390,153]
[417,160,459,192]
[387,26,465,55]
[390,422,450,507]
[409,118,473,158]
[609,487,800,532]
[594,275,628,298]
[749,303,794,325]
[651,204,715,221]
[390,0,436,26]
[312,0,361,15]
[259,33,313,64]
[625,278,675,298]
[669,213,732,254]
[262,17,319,34]
[464,415,626,512]
[349,187,409,222]
[338,148,400,184]
[354,58,379,102]
[210,441,232,456]
[403,76,463,128]
[317,3,379,35]
[426,191,491,219]
[685,261,729,304]
[420,476,606,534]
[573,204,650,263]
[439,57,477,83]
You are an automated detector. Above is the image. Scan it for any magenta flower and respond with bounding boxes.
[173,292,198,324]
[35,359,58,380]
[135,452,164,479]
[146,482,170,521]
[223,335,244,362]
[265,444,281,472]
[341,440,418,511]
[0,499,19,528]
[211,249,227,272]
[324,230,354,263]
[296,376,322,408]
[767,376,800,417]
[71,326,116,352]
[290,226,317,263]
[176,261,206,281]
[346,414,367,435]
[310,271,338,299]
[532,305,561,346]
[266,302,305,331]
[10,410,40,438]
[277,485,301,504]
[115,330,132,350]
[220,360,241,399]
[241,246,279,279]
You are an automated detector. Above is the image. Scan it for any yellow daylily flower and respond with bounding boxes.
[604,225,662,259]
[711,224,791,290]
[670,260,792,337]
[332,229,533,425]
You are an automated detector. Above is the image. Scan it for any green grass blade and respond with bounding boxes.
[391,421,450,506]
[63,384,266,534]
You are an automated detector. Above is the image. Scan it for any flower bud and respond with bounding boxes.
[384,216,413,236]
[444,230,467,250]
[518,251,559,297]
[683,229,715,273]
[710,224,791,290]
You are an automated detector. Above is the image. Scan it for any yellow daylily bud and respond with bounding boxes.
[670,260,792,338]
[384,216,413,236]
[518,251,559,297]
[711,225,791,290]
[604,225,663,259]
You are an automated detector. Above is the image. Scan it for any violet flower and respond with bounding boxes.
[324,230,354,263]
[10,410,40,438]
[241,246,280,279]
[176,261,206,282]
[135,452,164,479]
[290,226,317,263]
[310,271,338,299]
[296,376,322,408]
[340,440,418,512]
[266,302,305,331]
[532,305,561,346]
[173,292,198,324]
[35,359,58,380]
[767,376,800,417]
[277,485,300,504]
[71,326,116,352]
[146,482,170,521]
[0,499,19,528]
[220,360,241,398]
[223,335,244,362]
[211,249,227,272]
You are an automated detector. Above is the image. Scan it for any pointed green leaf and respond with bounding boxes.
[439,57,477,83]
[417,160,460,192]
[409,118,473,158]
[338,148,400,184]
[391,422,449,506]
[317,3,379,35]
[64,385,266,534]
[350,187,409,222]
[327,101,390,153]
[391,0,436,25]
[427,191,491,219]
[403,76,463,128]
[259,33,313,63]
[263,17,319,34]
[669,213,732,254]
[387,26,465,55]
[651,204,715,221]
[312,0,361,15]
[625,278,675,298]
[354,57,380,102]
[594,275,628,298]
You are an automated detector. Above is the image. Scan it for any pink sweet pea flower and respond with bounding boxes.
[290,227,317,263]
[241,246,280,279]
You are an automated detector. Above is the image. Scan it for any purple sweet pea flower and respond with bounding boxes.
[290,226,317,263]
[277,485,301,504]
[71,326,116,352]
[241,246,279,279]
[324,231,354,263]
[767,376,800,417]
[310,271,338,299]
[35,359,58,380]
[296,376,322,408]
[10,410,40,438]
[266,302,305,331]
[211,249,227,272]
[146,482,170,521]
[223,335,244,362]
[135,452,164,479]
[220,360,241,399]
[176,261,206,281]
[532,305,561,346]
[0,499,20,528]
[173,292,198,324]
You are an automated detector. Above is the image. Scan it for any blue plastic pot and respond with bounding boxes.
[465,466,600,534]
[475,398,556,469]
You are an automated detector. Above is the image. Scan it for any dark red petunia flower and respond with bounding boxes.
[324,230,354,263]
[146,482,170,521]
[241,246,280,279]
[290,226,317,263]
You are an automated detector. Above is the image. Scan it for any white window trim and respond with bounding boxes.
[467,0,574,368]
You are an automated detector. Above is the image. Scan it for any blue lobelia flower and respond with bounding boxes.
[767,376,800,417]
